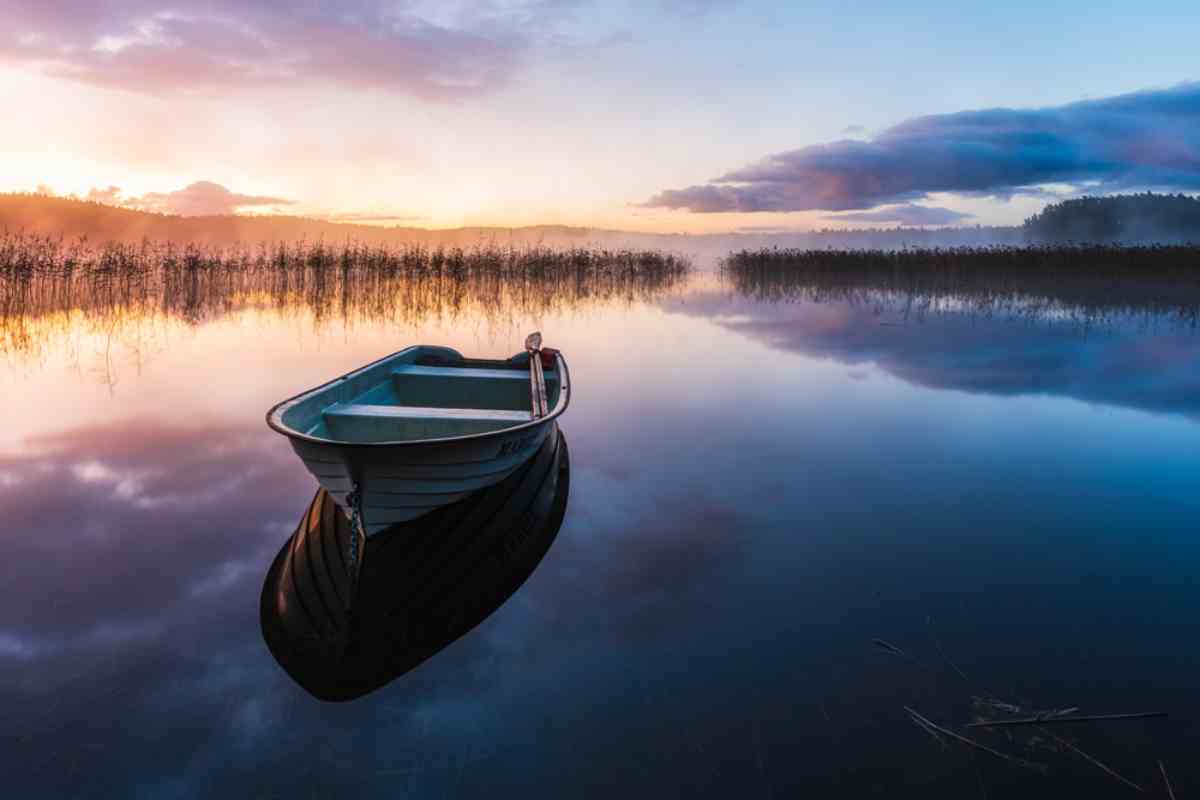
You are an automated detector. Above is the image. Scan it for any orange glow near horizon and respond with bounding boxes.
[0,58,1044,236]
[6,177,843,235]
[0,68,923,235]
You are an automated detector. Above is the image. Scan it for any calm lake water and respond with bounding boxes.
[3,266,1199,797]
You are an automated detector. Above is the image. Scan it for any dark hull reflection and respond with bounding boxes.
[261,426,569,701]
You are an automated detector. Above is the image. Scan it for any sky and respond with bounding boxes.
[2,0,1199,232]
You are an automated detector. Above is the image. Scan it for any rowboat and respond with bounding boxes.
[266,333,569,537]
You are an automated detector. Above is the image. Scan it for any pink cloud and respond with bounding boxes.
[0,1,540,99]
[89,181,292,216]
[86,185,124,204]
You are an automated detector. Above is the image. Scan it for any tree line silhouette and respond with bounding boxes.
[1024,192,1200,243]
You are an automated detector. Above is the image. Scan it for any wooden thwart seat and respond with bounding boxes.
[326,404,531,423]
[392,365,530,381]
[322,403,531,443]
[388,364,554,412]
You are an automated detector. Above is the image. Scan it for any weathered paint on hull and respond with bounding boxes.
[291,421,558,535]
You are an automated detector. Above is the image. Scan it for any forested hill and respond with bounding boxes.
[0,193,615,249]
[1024,193,1200,243]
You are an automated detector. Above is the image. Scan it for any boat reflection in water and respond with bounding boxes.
[260,426,569,701]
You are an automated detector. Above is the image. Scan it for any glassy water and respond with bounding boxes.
[3,267,1198,797]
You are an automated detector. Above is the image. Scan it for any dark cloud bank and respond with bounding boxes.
[647,82,1200,214]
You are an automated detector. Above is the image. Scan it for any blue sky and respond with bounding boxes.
[2,0,1198,230]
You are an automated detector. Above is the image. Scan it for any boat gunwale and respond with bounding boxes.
[265,346,571,449]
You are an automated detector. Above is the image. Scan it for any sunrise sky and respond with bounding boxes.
[2,1,1198,232]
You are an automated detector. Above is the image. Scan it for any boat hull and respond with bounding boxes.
[289,420,558,536]
[268,345,570,536]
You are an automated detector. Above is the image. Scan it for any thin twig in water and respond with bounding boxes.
[903,707,1047,773]
[1158,761,1176,800]
[1043,707,1080,718]
[872,639,910,658]
[1037,727,1143,793]
[908,713,949,751]
[973,696,1024,715]
[968,712,1167,729]
[926,615,972,685]
[872,638,938,673]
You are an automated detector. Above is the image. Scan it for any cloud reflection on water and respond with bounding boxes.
[0,422,306,795]
[0,413,763,797]
[671,282,1200,422]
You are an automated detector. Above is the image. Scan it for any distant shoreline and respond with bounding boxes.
[4,191,1199,253]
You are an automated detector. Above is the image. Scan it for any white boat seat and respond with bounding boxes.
[388,364,554,412]
[393,365,534,381]
[326,404,531,422]
[322,403,531,443]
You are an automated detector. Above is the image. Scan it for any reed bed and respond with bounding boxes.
[873,631,1179,796]
[722,245,1200,325]
[0,235,690,355]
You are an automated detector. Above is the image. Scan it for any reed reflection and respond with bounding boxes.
[722,246,1200,324]
[0,235,690,357]
[712,248,1200,420]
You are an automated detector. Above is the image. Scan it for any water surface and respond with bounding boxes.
[3,267,1198,797]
